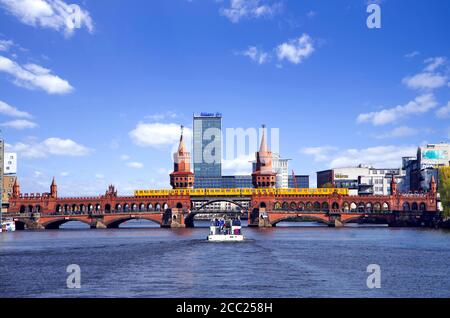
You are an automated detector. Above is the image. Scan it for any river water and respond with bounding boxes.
[1,221,450,298]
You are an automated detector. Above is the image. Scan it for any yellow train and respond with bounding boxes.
[134,188,348,197]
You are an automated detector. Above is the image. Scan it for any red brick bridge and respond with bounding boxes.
[6,178,440,230]
[5,126,441,230]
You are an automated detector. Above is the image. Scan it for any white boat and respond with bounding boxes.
[208,217,244,242]
[1,219,16,232]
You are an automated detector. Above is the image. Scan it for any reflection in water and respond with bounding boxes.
[1,222,450,298]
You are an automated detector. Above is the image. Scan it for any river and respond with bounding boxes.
[1,221,450,298]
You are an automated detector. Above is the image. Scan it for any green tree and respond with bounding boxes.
[321,182,335,189]
[439,167,450,217]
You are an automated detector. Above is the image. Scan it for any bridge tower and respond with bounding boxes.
[390,174,397,195]
[252,125,277,188]
[430,175,437,194]
[166,126,193,228]
[249,125,277,227]
[50,177,58,198]
[12,177,20,198]
[170,125,195,189]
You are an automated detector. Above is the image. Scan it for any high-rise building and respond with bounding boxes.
[288,175,310,188]
[193,113,222,179]
[4,153,17,175]
[272,153,290,188]
[2,175,16,209]
[403,143,450,192]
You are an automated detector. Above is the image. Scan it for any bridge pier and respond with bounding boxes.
[90,220,107,229]
[248,208,272,228]
[328,218,344,228]
[24,220,45,230]
[162,208,186,228]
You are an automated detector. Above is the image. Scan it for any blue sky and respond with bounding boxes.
[0,0,449,195]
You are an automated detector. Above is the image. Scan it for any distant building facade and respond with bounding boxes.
[272,153,290,189]
[193,113,222,179]
[403,143,450,192]
[317,164,405,196]
[4,153,17,175]
[288,175,310,189]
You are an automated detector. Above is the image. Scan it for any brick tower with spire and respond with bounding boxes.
[390,174,397,195]
[430,175,437,194]
[252,125,277,188]
[50,177,58,198]
[170,126,195,189]
[12,177,20,198]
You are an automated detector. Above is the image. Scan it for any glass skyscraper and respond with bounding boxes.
[193,113,222,179]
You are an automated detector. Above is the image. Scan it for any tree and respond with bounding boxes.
[439,167,450,217]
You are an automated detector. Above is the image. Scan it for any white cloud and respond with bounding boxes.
[0,0,93,36]
[145,111,178,121]
[6,137,92,158]
[220,0,282,23]
[0,100,32,118]
[302,145,417,169]
[402,72,448,90]
[436,101,450,118]
[129,122,191,148]
[222,154,254,175]
[374,126,419,139]
[357,93,437,126]
[402,56,448,91]
[60,171,70,177]
[0,119,37,129]
[0,56,73,94]
[95,173,104,179]
[424,57,446,72]
[405,51,420,59]
[306,10,316,18]
[0,39,13,51]
[276,34,314,65]
[301,146,338,163]
[127,161,144,169]
[120,154,131,161]
[239,46,269,64]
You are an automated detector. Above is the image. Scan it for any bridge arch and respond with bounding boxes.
[313,202,321,211]
[106,216,162,229]
[342,215,390,225]
[271,215,329,227]
[342,202,350,212]
[195,199,247,211]
[43,218,92,230]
